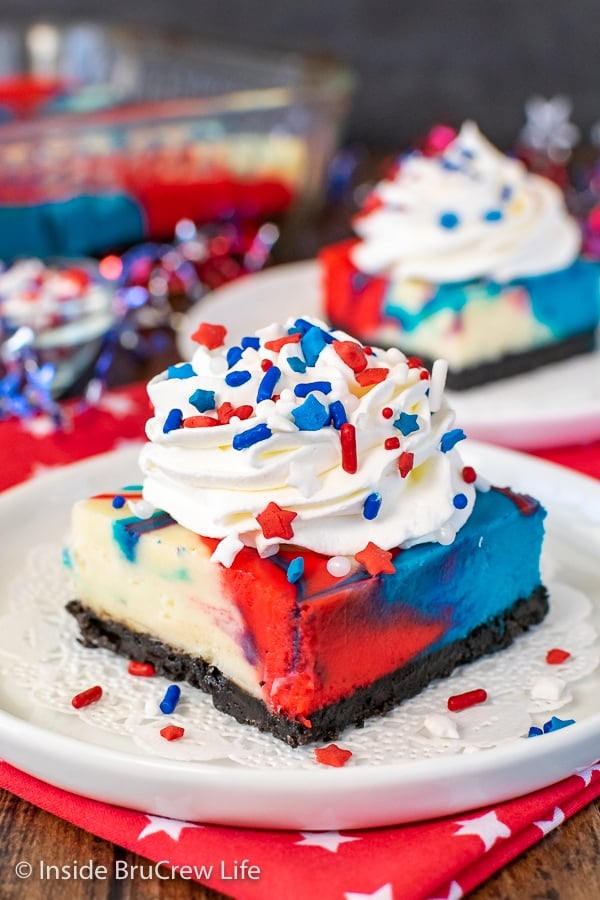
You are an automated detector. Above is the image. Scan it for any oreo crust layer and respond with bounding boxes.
[66,586,549,747]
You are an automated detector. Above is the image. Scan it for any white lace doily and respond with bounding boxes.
[0,543,597,769]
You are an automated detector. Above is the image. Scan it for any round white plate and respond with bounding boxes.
[1,444,600,830]
[177,261,600,450]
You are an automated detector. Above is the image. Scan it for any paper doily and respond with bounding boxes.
[0,543,597,769]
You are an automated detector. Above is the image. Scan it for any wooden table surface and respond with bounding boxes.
[1,787,600,898]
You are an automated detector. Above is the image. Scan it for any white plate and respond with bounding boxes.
[177,261,600,450]
[1,444,600,830]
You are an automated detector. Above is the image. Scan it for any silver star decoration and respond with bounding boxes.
[519,95,580,160]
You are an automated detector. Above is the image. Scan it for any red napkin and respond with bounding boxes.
[1,383,600,900]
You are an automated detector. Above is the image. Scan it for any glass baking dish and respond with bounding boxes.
[0,21,354,261]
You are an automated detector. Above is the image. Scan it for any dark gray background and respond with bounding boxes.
[2,0,600,149]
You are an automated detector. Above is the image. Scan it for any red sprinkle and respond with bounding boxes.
[314,744,352,767]
[340,422,358,473]
[363,346,374,355]
[332,339,368,374]
[419,370,430,380]
[382,406,394,419]
[355,541,395,576]
[190,322,227,350]
[128,661,156,677]
[71,685,103,709]
[407,356,423,369]
[398,451,414,478]
[264,333,302,352]
[447,688,488,712]
[183,415,218,428]
[261,359,273,371]
[546,648,571,665]
[160,725,185,742]
[385,436,400,450]
[256,501,297,540]
[356,367,389,387]
[462,466,477,484]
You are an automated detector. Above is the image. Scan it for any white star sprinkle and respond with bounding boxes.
[428,881,463,900]
[453,811,511,851]
[344,884,394,900]
[534,806,565,835]
[296,831,360,853]
[575,762,600,786]
[137,814,202,841]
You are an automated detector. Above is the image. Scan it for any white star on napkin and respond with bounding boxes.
[296,831,360,852]
[137,814,202,842]
[344,884,394,900]
[453,811,511,851]
[534,806,565,835]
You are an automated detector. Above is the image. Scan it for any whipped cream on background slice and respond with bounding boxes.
[140,317,475,559]
[351,121,581,284]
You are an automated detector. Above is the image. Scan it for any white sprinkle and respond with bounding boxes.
[423,714,459,739]
[530,677,566,701]
[327,556,352,578]
[255,533,280,558]
[210,534,244,567]
[428,359,448,412]
[128,499,155,519]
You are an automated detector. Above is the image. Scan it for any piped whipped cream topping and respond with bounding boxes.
[140,317,476,563]
[352,121,581,283]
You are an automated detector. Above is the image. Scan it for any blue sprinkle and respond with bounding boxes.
[483,209,503,222]
[301,326,328,367]
[225,370,252,387]
[227,346,244,367]
[501,184,513,201]
[453,493,468,509]
[461,148,475,159]
[163,408,183,434]
[329,400,348,429]
[294,380,332,398]
[440,428,467,453]
[439,211,460,229]
[393,412,419,436]
[440,159,461,171]
[287,556,305,583]
[159,684,181,714]
[291,394,330,431]
[363,492,382,520]
[292,318,314,334]
[527,726,543,738]
[241,336,260,350]
[256,365,281,403]
[112,495,126,509]
[543,715,576,733]
[189,388,216,413]
[167,363,195,380]
[232,423,272,450]
[287,356,307,373]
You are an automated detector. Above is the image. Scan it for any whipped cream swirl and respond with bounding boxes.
[140,317,476,561]
[352,121,581,283]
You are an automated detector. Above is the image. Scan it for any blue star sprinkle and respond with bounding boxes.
[393,412,419,436]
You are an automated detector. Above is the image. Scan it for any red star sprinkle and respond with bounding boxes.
[160,725,185,742]
[314,744,353,767]
[354,541,395,576]
[398,451,414,478]
[264,333,302,352]
[183,415,218,427]
[355,367,389,387]
[256,502,297,540]
[190,322,227,349]
[217,403,254,424]
[546,648,571,665]
[332,339,368,374]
